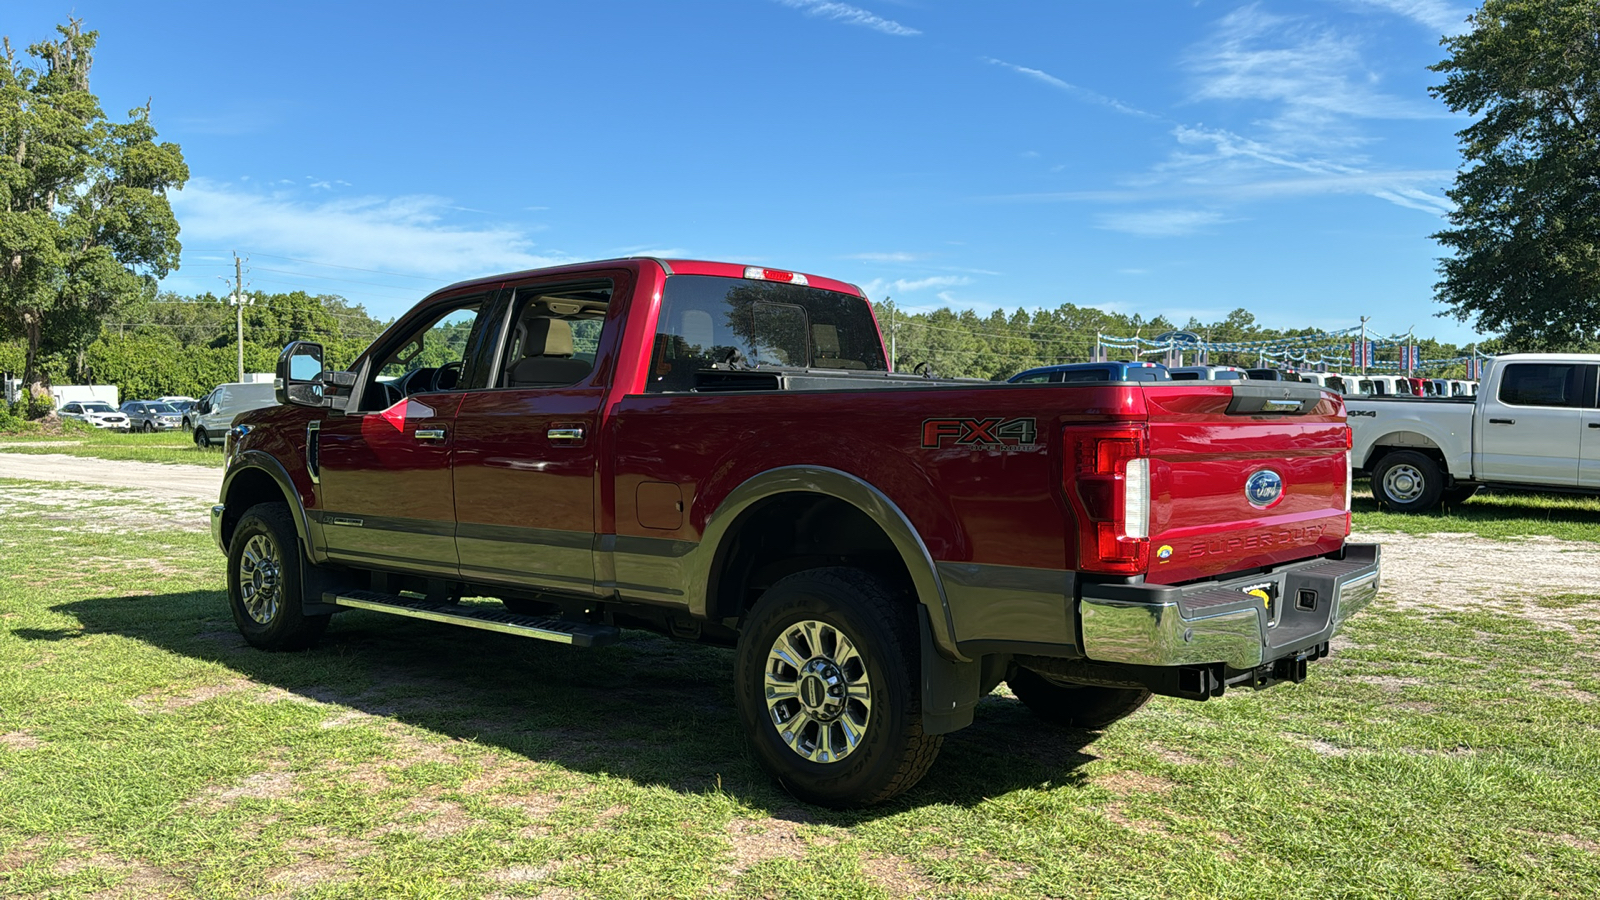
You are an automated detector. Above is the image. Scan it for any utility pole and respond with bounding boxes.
[886,297,895,372]
[1359,316,1370,376]
[231,253,247,382]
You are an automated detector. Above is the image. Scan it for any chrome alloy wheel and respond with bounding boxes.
[1382,463,1426,504]
[238,534,284,624]
[764,619,872,764]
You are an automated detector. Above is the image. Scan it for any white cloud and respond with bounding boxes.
[170,178,569,279]
[860,274,973,297]
[1340,0,1472,35]
[1096,209,1233,237]
[775,0,920,36]
[983,57,1159,120]
[1187,6,1434,125]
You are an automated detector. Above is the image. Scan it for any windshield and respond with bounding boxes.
[647,275,885,392]
[147,403,177,413]
[82,402,115,413]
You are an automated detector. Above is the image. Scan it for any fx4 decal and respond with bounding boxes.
[921,417,1040,451]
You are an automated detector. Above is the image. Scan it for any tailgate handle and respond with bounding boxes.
[415,428,447,441]
[1488,418,1516,425]
[548,427,585,442]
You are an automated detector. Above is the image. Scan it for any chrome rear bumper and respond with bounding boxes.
[1079,544,1381,671]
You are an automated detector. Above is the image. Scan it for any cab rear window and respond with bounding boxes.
[647,275,885,392]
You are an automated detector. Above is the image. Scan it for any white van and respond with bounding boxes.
[191,381,277,448]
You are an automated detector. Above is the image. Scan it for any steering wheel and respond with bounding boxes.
[431,361,463,392]
[396,367,436,397]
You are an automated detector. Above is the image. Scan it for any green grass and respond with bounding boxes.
[1,479,1598,898]
[0,426,224,467]
[1353,481,1600,543]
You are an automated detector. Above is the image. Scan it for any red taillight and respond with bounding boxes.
[1064,423,1151,575]
[744,266,809,286]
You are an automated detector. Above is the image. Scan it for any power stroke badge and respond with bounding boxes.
[921,417,1040,451]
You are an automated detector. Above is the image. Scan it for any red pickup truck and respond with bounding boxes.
[212,258,1380,806]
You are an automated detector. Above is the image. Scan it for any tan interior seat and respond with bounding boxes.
[507,318,593,387]
[811,324,867,370]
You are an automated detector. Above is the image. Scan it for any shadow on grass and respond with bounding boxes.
[1353,484,1600,535]
[37,589,1102,820]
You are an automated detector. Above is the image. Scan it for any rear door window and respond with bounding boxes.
[1498,363,1582,408]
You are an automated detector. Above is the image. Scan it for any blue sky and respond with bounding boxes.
[11,0,1483,344]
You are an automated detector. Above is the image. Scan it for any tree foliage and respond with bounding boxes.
[0,19,188,387]
[1431,0,1600,350]
[874,300,1481,380]
[79,290,388,397]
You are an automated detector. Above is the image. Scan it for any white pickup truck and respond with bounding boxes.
[1349,353,1600,511]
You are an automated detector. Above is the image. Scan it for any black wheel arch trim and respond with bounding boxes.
[221,451,319,560]
[694,465,965,662]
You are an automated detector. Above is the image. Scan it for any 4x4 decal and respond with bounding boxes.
[921,417,1039,451]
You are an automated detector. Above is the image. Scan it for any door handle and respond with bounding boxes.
[547,427,585,442]
[1589,423,1600,429]
[1488,418,1516,425]
[415,428,447,441]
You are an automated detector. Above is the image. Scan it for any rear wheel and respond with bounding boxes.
[1007,667,1151,728]
[227,502,330,651]
[735,567,941,808]
[1371,450,1444,513]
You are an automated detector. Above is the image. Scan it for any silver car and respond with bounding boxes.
[120,400,186,433]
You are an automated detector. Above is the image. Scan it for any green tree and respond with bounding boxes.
[1430,0,1600,350]
[0,19,188,389]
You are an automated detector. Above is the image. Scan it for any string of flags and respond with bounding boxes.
[1093,326,1490,375]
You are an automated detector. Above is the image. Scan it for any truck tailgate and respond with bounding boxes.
[1142,383,1349,584]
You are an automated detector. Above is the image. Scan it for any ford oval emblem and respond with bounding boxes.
[1245,469,1284,508]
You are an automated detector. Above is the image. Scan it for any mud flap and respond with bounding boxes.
[919,607,980,735]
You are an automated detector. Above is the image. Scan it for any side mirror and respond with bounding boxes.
[277,341,329,408]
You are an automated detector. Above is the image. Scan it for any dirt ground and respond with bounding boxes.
[0,452,221,499]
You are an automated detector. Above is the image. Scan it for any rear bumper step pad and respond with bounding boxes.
[324,590,620,648]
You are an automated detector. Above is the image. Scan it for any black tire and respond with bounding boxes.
[227,502,330,651]
[1371,450,1444,512]
[734,567,942,808]
[142,421,155,434]
[1442,484,1480,507]
[1007,667,1151,728]
[195,427,211,449]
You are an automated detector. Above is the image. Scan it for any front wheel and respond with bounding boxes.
[1371,450,1444,512]
[195,427,211,449]
[227,502,330,651]
[1007,667,1151,728]
[734,568,942,808]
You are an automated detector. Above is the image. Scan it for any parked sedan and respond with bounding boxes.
[59,401,130,431]
[120,400,186,433]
